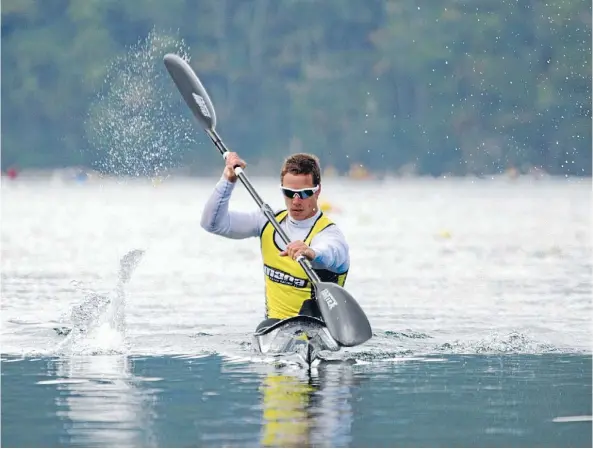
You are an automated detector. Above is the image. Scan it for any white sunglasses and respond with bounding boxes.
[280,185,320,199]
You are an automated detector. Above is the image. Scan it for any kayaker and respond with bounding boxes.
[200,152,350,332]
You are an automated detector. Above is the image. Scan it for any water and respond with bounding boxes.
[1,175,591,447]
[85,29,196,178]
[1,354,590,447]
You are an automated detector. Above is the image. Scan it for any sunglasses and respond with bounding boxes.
[280,185,320,199]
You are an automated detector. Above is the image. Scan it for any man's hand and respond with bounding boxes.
[280,241,316,261]
[223,152,246,183]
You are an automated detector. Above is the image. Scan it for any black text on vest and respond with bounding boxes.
[263,265,308,288]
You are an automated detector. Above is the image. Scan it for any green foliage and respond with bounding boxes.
[1,0,590,175]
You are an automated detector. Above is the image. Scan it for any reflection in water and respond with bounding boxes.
[260,363,358,448]
[261,373,314,447]
[51,355,160,447]
[3,354,589,447]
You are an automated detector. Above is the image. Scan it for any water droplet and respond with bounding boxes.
[85,28,196,178]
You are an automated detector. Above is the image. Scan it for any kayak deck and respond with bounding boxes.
[251,316,340,367]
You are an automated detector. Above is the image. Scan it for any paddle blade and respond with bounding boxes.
[314,282,372,347]
[163,53,217,130]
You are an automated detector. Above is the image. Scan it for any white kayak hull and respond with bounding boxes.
[251,316,340,367]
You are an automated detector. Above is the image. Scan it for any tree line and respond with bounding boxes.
[1,0,591,176]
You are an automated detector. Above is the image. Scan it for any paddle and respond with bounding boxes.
[163,53,372,347]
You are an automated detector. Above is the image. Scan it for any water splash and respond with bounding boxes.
[85,28,196,178]
[53,249,145,356]
[433,331,562,354]
[58,324,128,356]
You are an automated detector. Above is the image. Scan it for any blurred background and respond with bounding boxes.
[1,5,591,446]
[1,0,591,182]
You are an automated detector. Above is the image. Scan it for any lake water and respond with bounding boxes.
[1,175,591,447]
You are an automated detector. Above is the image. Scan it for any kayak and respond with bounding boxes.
[251,315,340,367]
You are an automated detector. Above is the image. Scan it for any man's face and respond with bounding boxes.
[281,173,321,221]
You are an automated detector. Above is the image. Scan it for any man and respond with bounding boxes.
[200,152,350,332]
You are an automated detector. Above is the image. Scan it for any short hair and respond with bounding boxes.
[280,153,321,186]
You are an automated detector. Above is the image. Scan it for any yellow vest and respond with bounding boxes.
[260,210,348,319]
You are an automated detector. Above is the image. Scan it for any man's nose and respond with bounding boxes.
[292,194,302,203]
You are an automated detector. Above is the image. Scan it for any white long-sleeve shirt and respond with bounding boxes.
[200,176,350,274]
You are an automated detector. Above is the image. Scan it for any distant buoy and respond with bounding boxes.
[320,200,340,214]
[75,171,88,183]
[438,230,452,239]
[323,166,338,178]
[6,168,18,180]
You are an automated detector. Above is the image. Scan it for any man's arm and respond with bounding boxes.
[309,225,350,273]
[200,176,266,239]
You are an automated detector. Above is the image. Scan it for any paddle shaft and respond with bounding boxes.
[206,128,322,284]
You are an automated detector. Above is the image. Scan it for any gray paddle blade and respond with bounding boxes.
[163,53,217,130]
[314,282,372,347]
